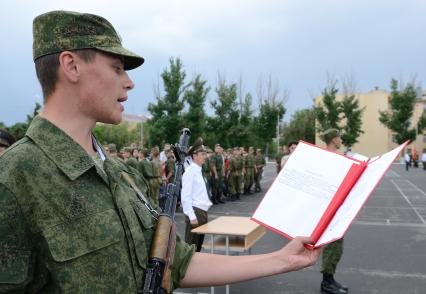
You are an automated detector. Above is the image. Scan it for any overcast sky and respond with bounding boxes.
[1,0,425,125]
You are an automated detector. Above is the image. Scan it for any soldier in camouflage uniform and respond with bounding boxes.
[165,149,176,184]
[244,146,256,195]
[125,147,139,170]
[202,148,214,203]
[254,148,266,192]
[210,144,226,203]
[228,147,244,200]
[239,147,246,195]
[319,129,348,294]
[150,146,163,208]
[0,10,320,293]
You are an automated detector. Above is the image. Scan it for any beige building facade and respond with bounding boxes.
[314,89,426,158]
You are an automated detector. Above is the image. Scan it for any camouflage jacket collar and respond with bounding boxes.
[26,115,95,181]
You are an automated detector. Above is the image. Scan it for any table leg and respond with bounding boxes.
[226,235,229,294]
[211,235,214,294]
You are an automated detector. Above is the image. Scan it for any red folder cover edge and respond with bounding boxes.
[310,161,367,244]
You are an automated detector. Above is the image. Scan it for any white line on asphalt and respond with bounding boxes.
[390,180,426,224]
[405,180,426,196]
[353,220,426,227]
[385,170,400,177]
[343,267,426,280]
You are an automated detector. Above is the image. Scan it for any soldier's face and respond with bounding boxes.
[77,52,134,124]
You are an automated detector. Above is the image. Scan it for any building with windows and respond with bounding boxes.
[314,88,426,158]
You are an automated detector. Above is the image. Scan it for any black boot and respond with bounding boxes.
[321,274,348,294]
[236,193,241,200]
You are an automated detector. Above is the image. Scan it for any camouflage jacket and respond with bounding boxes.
[255,154,266,169]
[139,158,154,179]
[165,157,175,183]
[244,154,255,169]
[0,116,194,293]
[210,153,224,176]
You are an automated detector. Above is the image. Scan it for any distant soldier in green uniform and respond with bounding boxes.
[165,149,176,184]
[0,10,320,293]
[244,146,256,194]
[239,147,246,195]
[138,148,154,179]
[228,147,244,200]
[210,144,226,203]
[150,146,162,208]
[125,147,139,170]
[319,129,349,294]
[202,148,214,203]
[254,148,266,192]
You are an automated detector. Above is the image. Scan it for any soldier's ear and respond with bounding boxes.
[58,51,81,83]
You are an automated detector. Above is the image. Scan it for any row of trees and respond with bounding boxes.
[146,57,286,153]
[2,57,425,154]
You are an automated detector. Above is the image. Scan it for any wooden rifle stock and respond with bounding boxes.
[141,128,191,294]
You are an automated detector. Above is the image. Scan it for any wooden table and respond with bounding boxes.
[191,216,266,294]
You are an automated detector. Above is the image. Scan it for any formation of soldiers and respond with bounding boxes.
[203,145,266,203]
[104,142,266,207]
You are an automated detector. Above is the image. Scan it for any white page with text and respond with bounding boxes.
[315,143,406,246]
[252,142,359,238]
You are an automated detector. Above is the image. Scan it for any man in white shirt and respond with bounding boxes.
[182,138,212,252]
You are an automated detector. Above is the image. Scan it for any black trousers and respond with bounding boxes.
[185,207,208,252]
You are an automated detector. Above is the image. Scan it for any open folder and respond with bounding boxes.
[251,140,408,248]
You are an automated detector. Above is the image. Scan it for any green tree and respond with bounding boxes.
[314,83,341,134]
[341,95,365,148]
[281,108,316,145]
[253,98,285,151]
[315,82,364,148]
[206,78,240,147]
[379,79,424,144]
[182,74,210,141]
[148,57,189,146]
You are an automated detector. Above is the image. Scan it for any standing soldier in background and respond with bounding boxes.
[150,146,162,208]
[138,148,154,180]
[254,148,266,192]
[126,147,139,170]
[239,147,246,196]
[0,129,15,156]
[211,144,226,203]
[228,147,244,200]
[202,148,214,204]
[165,149,176,184]
[244,146,256,195]
[319,129,348,294]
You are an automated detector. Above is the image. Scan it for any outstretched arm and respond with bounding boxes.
[180,236,320,288]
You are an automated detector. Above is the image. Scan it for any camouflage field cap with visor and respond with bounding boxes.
[33,10,144,70]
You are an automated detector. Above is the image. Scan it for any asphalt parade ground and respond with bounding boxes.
[175,162,426,294]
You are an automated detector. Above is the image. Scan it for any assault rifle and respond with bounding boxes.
[141,128,191,294]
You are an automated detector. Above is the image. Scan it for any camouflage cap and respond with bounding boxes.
[108,143,117,153]
[33,10,144,70]
[320,128,341,144]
